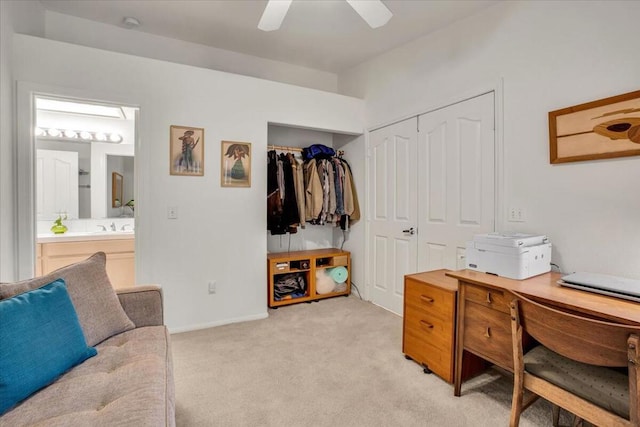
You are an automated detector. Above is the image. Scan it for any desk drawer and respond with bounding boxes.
[405,278,455,321]
[463,301,513,369]
[404,304,454,351]
[404,301,454,382]
[464,282,510,314]
[404,326,453,382]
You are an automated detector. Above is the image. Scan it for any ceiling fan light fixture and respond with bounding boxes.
[258,0,293,32]
[122,16,141,29]
[345,0,392,29]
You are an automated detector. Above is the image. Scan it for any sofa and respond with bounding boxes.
[0,252,175,426]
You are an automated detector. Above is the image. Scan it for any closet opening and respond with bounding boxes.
[266,124,360,254]
[266,123,362,306]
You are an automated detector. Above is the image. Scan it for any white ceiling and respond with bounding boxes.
[39,0,499,73]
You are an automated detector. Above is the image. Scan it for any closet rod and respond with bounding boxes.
[268,145,346,158]
[267,144,303,152]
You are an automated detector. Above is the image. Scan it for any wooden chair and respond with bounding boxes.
[509,292,639,427]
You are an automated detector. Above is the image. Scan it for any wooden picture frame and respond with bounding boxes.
[170,125,204,176]
[111,172,123,208]
[220,141,251,187]
[549,90,640,164]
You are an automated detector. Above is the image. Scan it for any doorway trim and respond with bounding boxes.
[15,81,142,280]
[363,79,505,306]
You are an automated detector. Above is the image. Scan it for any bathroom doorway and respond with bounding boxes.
[29,94,139,286]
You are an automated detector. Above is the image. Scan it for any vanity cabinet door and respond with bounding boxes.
[41,239,135,289]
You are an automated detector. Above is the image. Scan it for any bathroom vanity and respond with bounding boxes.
[36,232,135,289]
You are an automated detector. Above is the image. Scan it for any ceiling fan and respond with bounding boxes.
[258,0,393,31]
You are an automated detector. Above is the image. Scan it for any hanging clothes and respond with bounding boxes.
[289,153,306,229]
[267,151,300,235]
[303,155,360,230]
[267,146,360,233]
[279,152,300,233]
[341,158,360,227]
[332,158,345,217]
[304,159,322,222]
[267,150,283,233]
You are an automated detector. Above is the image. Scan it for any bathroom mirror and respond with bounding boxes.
[112,172,123,208]
[34,96,137,219]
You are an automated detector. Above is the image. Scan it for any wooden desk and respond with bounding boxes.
[446,270,640,396]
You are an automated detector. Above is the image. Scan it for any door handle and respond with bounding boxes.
[402,227,416,235]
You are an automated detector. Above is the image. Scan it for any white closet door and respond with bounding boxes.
[417,93,495,272]
[36,149,79,221]
[368,118,418,315]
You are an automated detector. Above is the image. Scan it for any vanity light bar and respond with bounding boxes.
[35,127,123,143]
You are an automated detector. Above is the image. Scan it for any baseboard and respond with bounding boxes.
[168,311,269,334]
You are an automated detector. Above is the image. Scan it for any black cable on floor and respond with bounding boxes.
[351,281,362,300]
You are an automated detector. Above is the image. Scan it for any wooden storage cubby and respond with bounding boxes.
[268,248,351,307]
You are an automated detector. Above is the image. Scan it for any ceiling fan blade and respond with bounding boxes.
[258,0,293,32]
[345,0,392,29]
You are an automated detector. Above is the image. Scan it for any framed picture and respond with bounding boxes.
[549,90,640,164]
[170,125,204,176]
[221,141,251,187]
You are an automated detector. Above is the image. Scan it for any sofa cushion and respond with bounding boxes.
[0,279,98,415]
[0,252,134,346]
[0,326,175,426]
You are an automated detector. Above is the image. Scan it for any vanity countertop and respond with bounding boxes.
[37,231,135,243]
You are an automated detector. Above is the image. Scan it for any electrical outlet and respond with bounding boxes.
[167,206,178,219]
[208,281,216,294]
[508,207,525,222]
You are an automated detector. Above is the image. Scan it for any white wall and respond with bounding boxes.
[44,11,338,93]
[11,34,364,331]
[339,1,640,279]
[0,1,46,281]
[332,134,366,298]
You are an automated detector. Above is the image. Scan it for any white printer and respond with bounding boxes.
[465,232,552,280]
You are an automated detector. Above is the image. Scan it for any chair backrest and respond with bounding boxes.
[510,292,639,367]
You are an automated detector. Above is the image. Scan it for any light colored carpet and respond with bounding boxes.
[172,296,563,426]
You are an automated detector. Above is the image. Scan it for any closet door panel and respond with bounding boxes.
[458,117,482,225]
[368,118,418,315]
[417,93,495,272]
[427,122,447,223]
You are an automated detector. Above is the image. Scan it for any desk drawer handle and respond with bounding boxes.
[486,292,492,304]
[420,295,434,304]
[484,327,491,338]
[420,320,434,330]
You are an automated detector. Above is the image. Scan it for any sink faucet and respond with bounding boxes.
[110,222,116,231]
[97,225,107,231]
[121,224,133,231]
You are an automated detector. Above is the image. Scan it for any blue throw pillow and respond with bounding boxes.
[0,279,97,414]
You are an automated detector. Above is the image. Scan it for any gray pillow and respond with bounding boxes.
[0,252,134,346]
